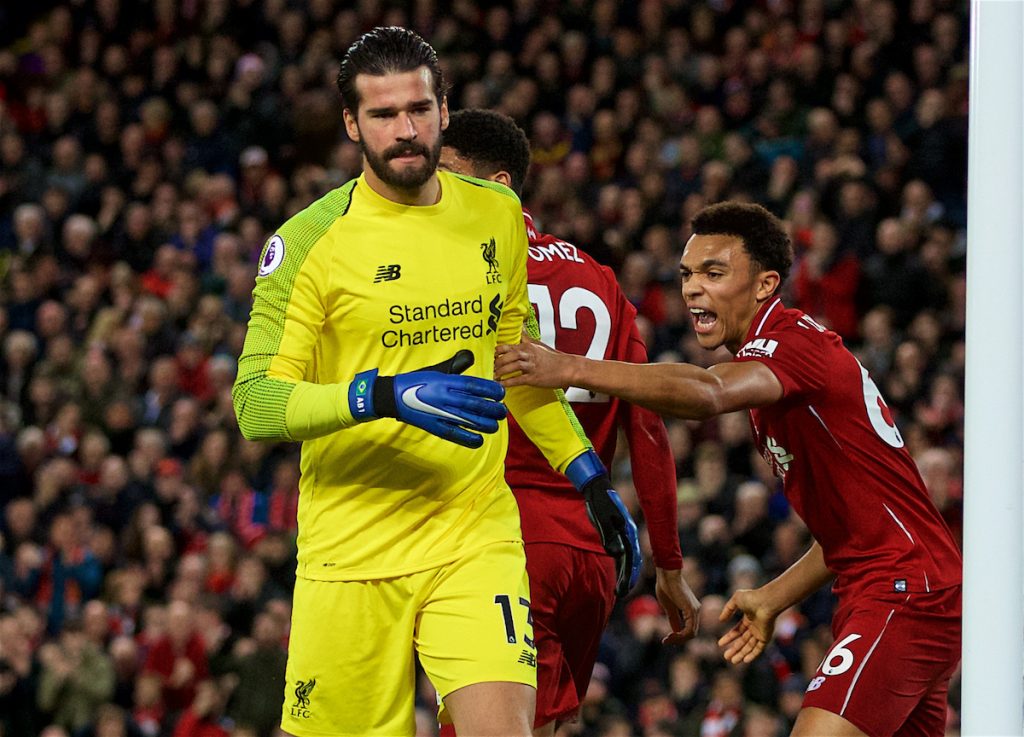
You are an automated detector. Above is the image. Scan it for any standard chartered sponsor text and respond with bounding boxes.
[383,295,485,348]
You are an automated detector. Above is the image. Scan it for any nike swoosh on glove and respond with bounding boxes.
[349,350,507,448]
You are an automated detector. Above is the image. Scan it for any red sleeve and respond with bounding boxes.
[733,326,827,401]
[619,322,682,569]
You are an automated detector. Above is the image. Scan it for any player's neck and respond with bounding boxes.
[726,297,779,353]
[363,169,442,207]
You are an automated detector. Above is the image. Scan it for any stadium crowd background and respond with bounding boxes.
[0,1,967,736]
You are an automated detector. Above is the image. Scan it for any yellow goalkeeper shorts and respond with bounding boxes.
[281,540,536,737]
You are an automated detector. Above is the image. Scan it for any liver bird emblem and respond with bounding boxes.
[294,678,316,708]
[481,237,499,275]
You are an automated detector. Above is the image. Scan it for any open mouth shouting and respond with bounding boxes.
[690,307,719,336]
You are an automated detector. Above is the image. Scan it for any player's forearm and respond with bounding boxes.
[757,541,834,616]
[284,381,358,439]
[505,384,590,474]
[233,367,297,441]
[567,356,725,420]
[625,405,683,568]
[234,374,357,442]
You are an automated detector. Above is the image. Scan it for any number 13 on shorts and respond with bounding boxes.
[495,594,535,651]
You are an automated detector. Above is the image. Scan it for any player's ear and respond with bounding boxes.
[343,108,360,142]
[756,270,781,301]
[493,170,513,189]
[440,96,449,131]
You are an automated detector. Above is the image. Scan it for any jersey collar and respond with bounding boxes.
[522,207,540,243]
[744,296,785,342]
[355,172,453,216]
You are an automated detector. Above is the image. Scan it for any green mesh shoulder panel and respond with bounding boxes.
[522,308,593,451]
[233,180,358,440]
[450,172,522,203]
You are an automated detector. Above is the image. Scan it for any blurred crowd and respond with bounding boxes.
[0,1,967,736]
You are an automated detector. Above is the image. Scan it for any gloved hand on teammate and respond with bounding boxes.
[565,449,642,597]
[349,350,506,449]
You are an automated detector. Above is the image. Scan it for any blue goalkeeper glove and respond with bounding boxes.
[565,449,642,597]
[349,350,506,449]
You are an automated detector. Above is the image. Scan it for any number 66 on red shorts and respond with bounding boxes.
[801,586,961,737]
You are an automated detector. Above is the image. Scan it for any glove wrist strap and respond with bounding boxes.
[350,369,386,421]
[565,449,605,490]
[372,374,397,418]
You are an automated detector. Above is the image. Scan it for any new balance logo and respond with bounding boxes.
[517,650,537,667]
[374,264,402,282]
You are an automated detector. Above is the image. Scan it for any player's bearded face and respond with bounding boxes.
[358,134,442,190]
[347,68,447,193]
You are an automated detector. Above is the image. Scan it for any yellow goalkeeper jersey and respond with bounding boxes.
[233,171,590,580]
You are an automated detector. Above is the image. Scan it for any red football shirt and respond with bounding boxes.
[505,211,682,568]
[735,298,961,598]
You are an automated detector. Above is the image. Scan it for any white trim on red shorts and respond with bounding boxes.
[840,599,905,716]
[843,605,892,712]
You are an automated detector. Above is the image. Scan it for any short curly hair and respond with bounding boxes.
[336,27,447,114]
[691,202,793,288]
[442,109,531,196]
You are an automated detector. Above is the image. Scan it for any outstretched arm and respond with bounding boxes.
[495,334,784,420]
[718,540,834,664]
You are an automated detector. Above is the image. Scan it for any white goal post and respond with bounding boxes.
[963,2,1024,735]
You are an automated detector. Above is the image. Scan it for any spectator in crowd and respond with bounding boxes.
[170,679,230,737]
[216,611,288,737]
[16,511,103,634]
[0,608,46,737]
[791,219,861,339]
[36,617,116,732]
[141,599,209,716]
[860,217,942,328]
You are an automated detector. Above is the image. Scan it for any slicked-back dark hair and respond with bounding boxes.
[443,110,531,195]
[336,26,446,114]
[691,202,793,289]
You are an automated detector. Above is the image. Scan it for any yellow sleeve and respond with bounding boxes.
[232,187,360,441]
[499,211,592,473]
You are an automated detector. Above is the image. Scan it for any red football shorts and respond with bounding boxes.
[526,542,616,727]
[802,585,961,737]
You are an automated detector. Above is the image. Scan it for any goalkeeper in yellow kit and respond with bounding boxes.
[233,27,640,737]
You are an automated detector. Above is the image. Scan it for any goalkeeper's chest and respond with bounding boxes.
[329,231,513,343]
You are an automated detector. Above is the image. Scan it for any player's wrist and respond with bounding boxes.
[565,449,605,490]
[349,369,402,422]
[752,581,790,619]
[564,353,589,391]
[372,375,398,418]
[655,566,683,579]
[348,369,408,422]
[349,369,380,421]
